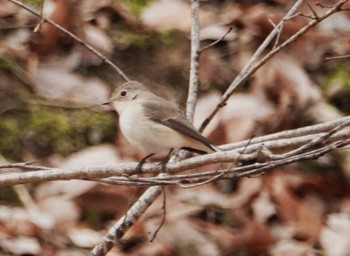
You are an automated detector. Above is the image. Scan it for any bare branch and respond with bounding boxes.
[325,54,350,60]
[149,187,167,242]
[199,0,349,133]
[186,0,200,122]
[97,138,350,187]
[222,115,350,150]
[199,26,233,52]
[90,185,162,256]
[0,162,49,170]
[2,117,350,187]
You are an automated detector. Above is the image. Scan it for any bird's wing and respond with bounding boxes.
[142,101,218,152]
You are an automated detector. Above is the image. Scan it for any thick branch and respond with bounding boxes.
[100,138,350,187]
[2,117,350,186]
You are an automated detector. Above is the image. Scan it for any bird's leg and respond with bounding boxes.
[136,153,155,172]
[159,148,174,173]
[181,147,207,155]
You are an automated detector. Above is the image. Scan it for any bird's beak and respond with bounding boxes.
[101,100,111,106]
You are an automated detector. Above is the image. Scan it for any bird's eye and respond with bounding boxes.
[120,91,127,96]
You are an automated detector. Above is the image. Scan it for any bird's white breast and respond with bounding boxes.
[118,101,186,155]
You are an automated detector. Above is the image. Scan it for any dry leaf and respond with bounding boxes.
[33,65,110,104]
[252,190,276,223]
[270,239,313,256]
[67,227,102,248]
[320,213,350,256]
[0,236,41,255]
[268,173,322,242]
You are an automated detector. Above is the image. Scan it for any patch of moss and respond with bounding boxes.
[175,240,200,256]
[72,110,116,145]
[22,106,116,158]
[23,0,43,8]
[0,118,21,159]
[26,107,74,156]
[322,66,350,113]
[117,31,155,49]
[159,29,180,45]
[323,66,350,92]
[119,0,154,15]
[0,56,15,69]
[113,30,178,50]
[81,209,105,230]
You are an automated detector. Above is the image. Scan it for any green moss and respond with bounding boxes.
[82,209,105,230]
[0,118,21,159]
[322,66,350,113]
[117,32,155,49]
[23,0,43,8]
[26,107,74,156]
[0,56,15,69]
[175,240,200,256]
[21,106,115,158]
[322,66,350,92]
[159,29,179,45]
[113,30,178,50]
[119,0,154,15]
[73,111,116,145]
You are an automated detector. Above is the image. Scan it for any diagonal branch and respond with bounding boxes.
[199,0,349,133]
[7,0,130,82]
[90,185,162,256]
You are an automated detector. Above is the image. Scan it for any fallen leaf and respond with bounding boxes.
[269,239,313,256]
[67,227,102,248]
[0,236,41,255]
[268,173,322,242]
[320,213,350,256]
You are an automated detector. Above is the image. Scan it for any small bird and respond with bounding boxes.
[105,81,220,162]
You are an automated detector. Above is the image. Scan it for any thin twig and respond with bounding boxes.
[199,0,348,133]
[0,162,50,170]
[7,0,130,82]
[221,115,350,151]
[325,54,350,60]
[264,119,350,159]
[200,26,233,52]
[33,0,45,32]
[178,172,224,188]
[267,18,281,50]
[149,187,167,242]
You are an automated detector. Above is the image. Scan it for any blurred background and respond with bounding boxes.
[1,0,350,255]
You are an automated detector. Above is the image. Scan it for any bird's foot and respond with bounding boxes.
[136,153,155,172]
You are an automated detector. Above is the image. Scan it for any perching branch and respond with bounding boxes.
[2,117,350,256]
[100,138,350,187]
[2,116,350,187]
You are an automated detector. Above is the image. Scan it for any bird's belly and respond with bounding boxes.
[119,107,184,155]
